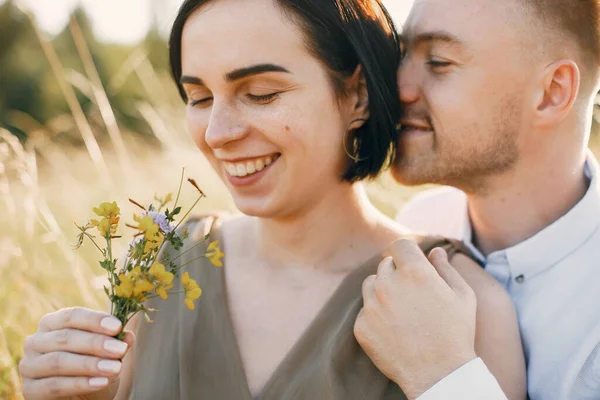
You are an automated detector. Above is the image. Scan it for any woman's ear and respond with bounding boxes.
[346,65,370,121]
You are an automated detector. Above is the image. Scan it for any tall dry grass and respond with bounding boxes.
[0,14,424,398]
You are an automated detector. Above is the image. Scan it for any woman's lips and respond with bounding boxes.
[222,154,281,187]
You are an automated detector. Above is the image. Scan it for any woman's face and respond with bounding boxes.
[180,0,362,218]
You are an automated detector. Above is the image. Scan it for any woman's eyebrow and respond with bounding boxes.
[180,63,290,86]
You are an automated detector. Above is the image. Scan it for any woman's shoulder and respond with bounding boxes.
[181,210,232,241]
[449,253,511,306]
[374,214,471,261]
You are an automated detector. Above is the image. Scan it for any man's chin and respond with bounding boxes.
[391,167,431,186]
[390,160,439,186]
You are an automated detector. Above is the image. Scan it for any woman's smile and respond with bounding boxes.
[221,153,281,187]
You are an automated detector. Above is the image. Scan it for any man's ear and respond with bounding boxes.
[532,59,580,128]
[346,65,370,121]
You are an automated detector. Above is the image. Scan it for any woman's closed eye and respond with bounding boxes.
[247,92,280,104]
[190,97,213,107]
[188,92,280,107]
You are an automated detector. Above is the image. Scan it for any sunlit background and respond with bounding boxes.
[2,1,599,398]
[13,0,413,44]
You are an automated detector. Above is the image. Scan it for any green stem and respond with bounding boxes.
[172,168,185,212]
[84,232,105,255]
[164,237,207,265]
[174,194,205,231]
[145,289,186,301]
[107,235,116,315]
[174,255,207,271]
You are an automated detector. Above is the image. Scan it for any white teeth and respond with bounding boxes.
[255,159,265,171]
[225,164,236,175]
[224,155,277,177]
[236,164,247,176]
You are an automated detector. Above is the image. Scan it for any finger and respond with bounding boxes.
[376,256,395,276]
[428,248,472,296]
[19,352,122,379]
[22,376,110,399]
[389,238,433,275]
[122,330,136,350]
[361,275,376,304]
[28,329,128,359]
[38,307,122,336]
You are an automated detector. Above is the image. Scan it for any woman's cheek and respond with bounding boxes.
[186,109,210,152]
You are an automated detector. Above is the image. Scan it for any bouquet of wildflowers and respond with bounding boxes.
[74,173,224,339]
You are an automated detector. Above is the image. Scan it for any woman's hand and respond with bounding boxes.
[20,307,135,400]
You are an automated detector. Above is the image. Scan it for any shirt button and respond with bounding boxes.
[515,274,525,283]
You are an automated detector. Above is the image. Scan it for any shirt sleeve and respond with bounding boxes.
[416,358,508,400]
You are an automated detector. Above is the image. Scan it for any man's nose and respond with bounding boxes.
[397,62,421,105]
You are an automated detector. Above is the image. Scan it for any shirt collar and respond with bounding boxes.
[462,150,600,279]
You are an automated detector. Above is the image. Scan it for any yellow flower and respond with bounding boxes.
[109,215,120,226]
[181,271,202,309]
[115,274,133,298]
[149,263,174,285]
[144,234,164,253]
[130,266,143,279]
[182,271,199,290]
[156,285,168,300]
[91,218,110,237]
[186,287,202,300]
[205,240,224,267]
[181,271,191,287]
[136,215,160,240]
[90,212,120,238]
[184,298,195,310]
[93,201,120,218]
[133,279,154,298]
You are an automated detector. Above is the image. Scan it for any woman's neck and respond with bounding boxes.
[246,184,394,271]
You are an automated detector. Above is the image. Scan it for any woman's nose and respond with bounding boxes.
[204,101,250,149]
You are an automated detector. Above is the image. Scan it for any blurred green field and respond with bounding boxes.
[2,2,600,398]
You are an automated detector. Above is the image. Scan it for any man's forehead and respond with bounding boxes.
[403,0,519,43]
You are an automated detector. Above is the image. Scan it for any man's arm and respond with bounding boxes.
[417,358,507,400]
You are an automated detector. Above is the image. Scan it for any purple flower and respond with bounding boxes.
[141,210,175,233]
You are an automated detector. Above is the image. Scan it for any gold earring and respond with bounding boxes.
[343,118,367,162]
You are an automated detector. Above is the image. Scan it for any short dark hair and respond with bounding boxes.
[520,0,600,85]
[169,0,401,182]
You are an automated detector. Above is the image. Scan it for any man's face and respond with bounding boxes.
[392,0,534,192]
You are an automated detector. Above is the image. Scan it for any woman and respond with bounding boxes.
[19,0,526,399]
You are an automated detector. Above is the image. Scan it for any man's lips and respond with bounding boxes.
[399,120,432,131]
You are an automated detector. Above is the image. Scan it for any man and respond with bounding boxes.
[354,0,600,399]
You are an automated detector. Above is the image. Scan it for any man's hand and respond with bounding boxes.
[354,239,478,399]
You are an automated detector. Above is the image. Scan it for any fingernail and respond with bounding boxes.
[89,377,109,387]
[100,317,122,332]
[104,339,128,355]
[98,360,122,374]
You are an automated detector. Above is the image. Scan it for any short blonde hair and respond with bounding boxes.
[521,0,600,87]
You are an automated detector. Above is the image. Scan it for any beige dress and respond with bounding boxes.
[130,215,470,400]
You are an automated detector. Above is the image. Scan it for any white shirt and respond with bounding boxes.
[398,151,600,400]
